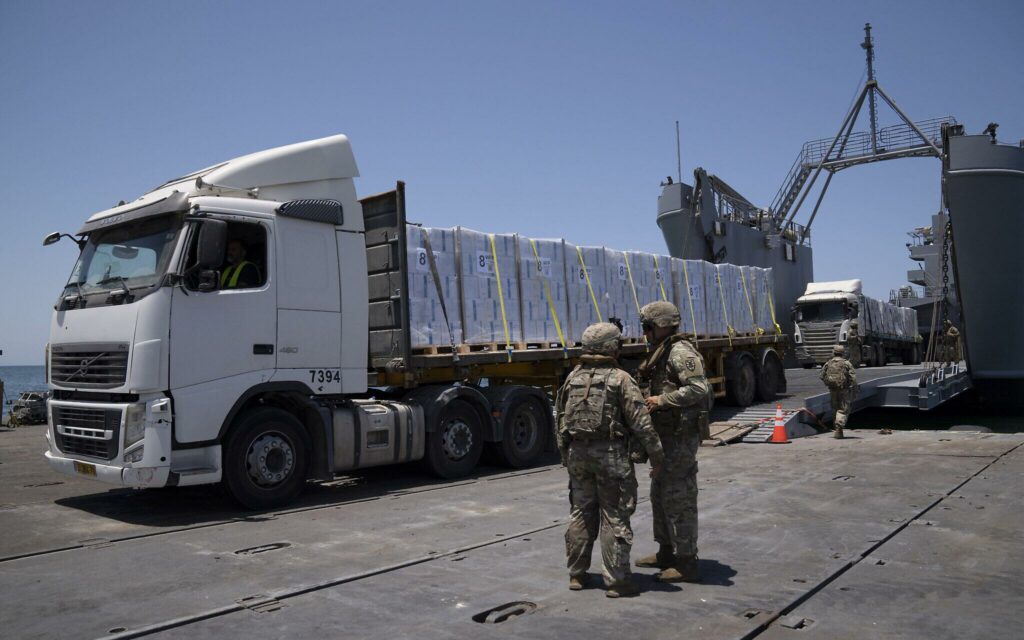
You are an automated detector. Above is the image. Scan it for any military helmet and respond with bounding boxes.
[640,301,681,330]
[833,345,846,356]
[849,319,858,327]
[581,322,622,355]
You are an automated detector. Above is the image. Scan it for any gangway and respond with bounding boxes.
[768,23,957,241]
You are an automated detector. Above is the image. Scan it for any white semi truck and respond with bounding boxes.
[42,135,788,509]
[792,279,921,367]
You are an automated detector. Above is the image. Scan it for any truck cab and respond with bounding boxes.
[43,135,377,503]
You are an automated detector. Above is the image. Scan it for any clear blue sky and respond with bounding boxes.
[1,0,1021,364]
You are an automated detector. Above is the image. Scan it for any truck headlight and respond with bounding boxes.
[124,446,144,463]
[124,404,146,447]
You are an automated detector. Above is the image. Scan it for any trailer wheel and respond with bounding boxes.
[725,356,756,407]
[756,351,784,402]
[223,407,310,510]
[424,399,484,478]
[493,395,550,468]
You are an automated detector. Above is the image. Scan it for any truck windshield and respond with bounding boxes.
[63,214,183,301]
[795,301,846,322]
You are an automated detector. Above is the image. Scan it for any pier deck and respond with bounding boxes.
[1,415,1021,639]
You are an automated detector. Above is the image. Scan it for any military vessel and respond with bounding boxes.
[658,25,955,348]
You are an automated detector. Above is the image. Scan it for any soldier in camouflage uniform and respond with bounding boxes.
[944,320,962,364]
[846,319,862,368]
[633,301,712,583]
[820,344,857,439]
[556,322,665,598]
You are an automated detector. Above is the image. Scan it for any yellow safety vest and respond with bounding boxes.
[221,260,257,288]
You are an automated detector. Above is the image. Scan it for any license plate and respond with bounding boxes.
[73,461,97,477]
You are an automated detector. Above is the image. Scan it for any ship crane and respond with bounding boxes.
[771,23,957,242]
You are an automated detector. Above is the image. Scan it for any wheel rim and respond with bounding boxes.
[509,406,539,454]
[441,418,473,461]
[245,431,296,487]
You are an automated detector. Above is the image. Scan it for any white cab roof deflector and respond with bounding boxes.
[78,134,359,234]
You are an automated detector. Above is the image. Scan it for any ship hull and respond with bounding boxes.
[945,134,1024,403]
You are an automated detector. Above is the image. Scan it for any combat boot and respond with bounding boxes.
[834,427,844,439]
[655,555,700,583]
[605,580,641,598]
[568,574,589,591]
[635,545,675,569]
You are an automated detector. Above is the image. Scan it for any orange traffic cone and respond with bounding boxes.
[769,403,790,444]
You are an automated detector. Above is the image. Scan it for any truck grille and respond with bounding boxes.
[50,343,129,388]
[52,406,122,460]
[800,324,840,362]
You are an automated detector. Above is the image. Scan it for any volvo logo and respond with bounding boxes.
[67,352,107,381]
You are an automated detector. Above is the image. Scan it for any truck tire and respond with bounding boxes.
[492,395,550,468]
[755,351,784,402]
[223,407,311,510]
[424,399,484,478]
[725,356,756,407]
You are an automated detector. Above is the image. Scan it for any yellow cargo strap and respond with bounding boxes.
[489,234,513,361]
[740,270,762,336]
[715,269,734,345]
[529,239,568,355]
[652,255,668,301]
[766,279,782,335]
[576,247,602,322]
[680,261,698,340]
[623,254,641,314]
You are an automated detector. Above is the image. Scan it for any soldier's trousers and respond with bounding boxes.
[650,428,700,557]
[830,389,852,428]
[565,440,638,586]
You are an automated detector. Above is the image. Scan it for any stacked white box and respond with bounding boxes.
[566,244,608,343]
[406,225,463,348]
[705,263,730,337]
[737,266,760,335]
[751,267,779,334]
[672,259,709,338]
[457,228,523,346]
[517,237,571,345]
[717,264,755,336]
[601,248,641,339]
[622,252,671,339]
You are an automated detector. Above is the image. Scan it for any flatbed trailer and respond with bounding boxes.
[364,184,790,406]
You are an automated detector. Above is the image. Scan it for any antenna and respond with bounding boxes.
[675,120,682,183]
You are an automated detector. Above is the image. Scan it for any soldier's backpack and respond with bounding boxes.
[822,359,850,390]
[562,368,615,439]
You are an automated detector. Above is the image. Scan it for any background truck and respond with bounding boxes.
[792,279,921,367]
[42,135,788,509]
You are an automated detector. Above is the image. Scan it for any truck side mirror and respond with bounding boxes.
[197,220,227,269]
[43,232,62,246]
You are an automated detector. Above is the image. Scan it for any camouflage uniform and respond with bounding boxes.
[944,321,961,363]
[634,302,712,582]
[636,337,711,567]
[820,346,857,438]
[556,325,665,592]
[846,321,862,368]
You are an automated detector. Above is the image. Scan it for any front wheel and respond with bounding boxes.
[223,407,310,510]
[424,399,484,478]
